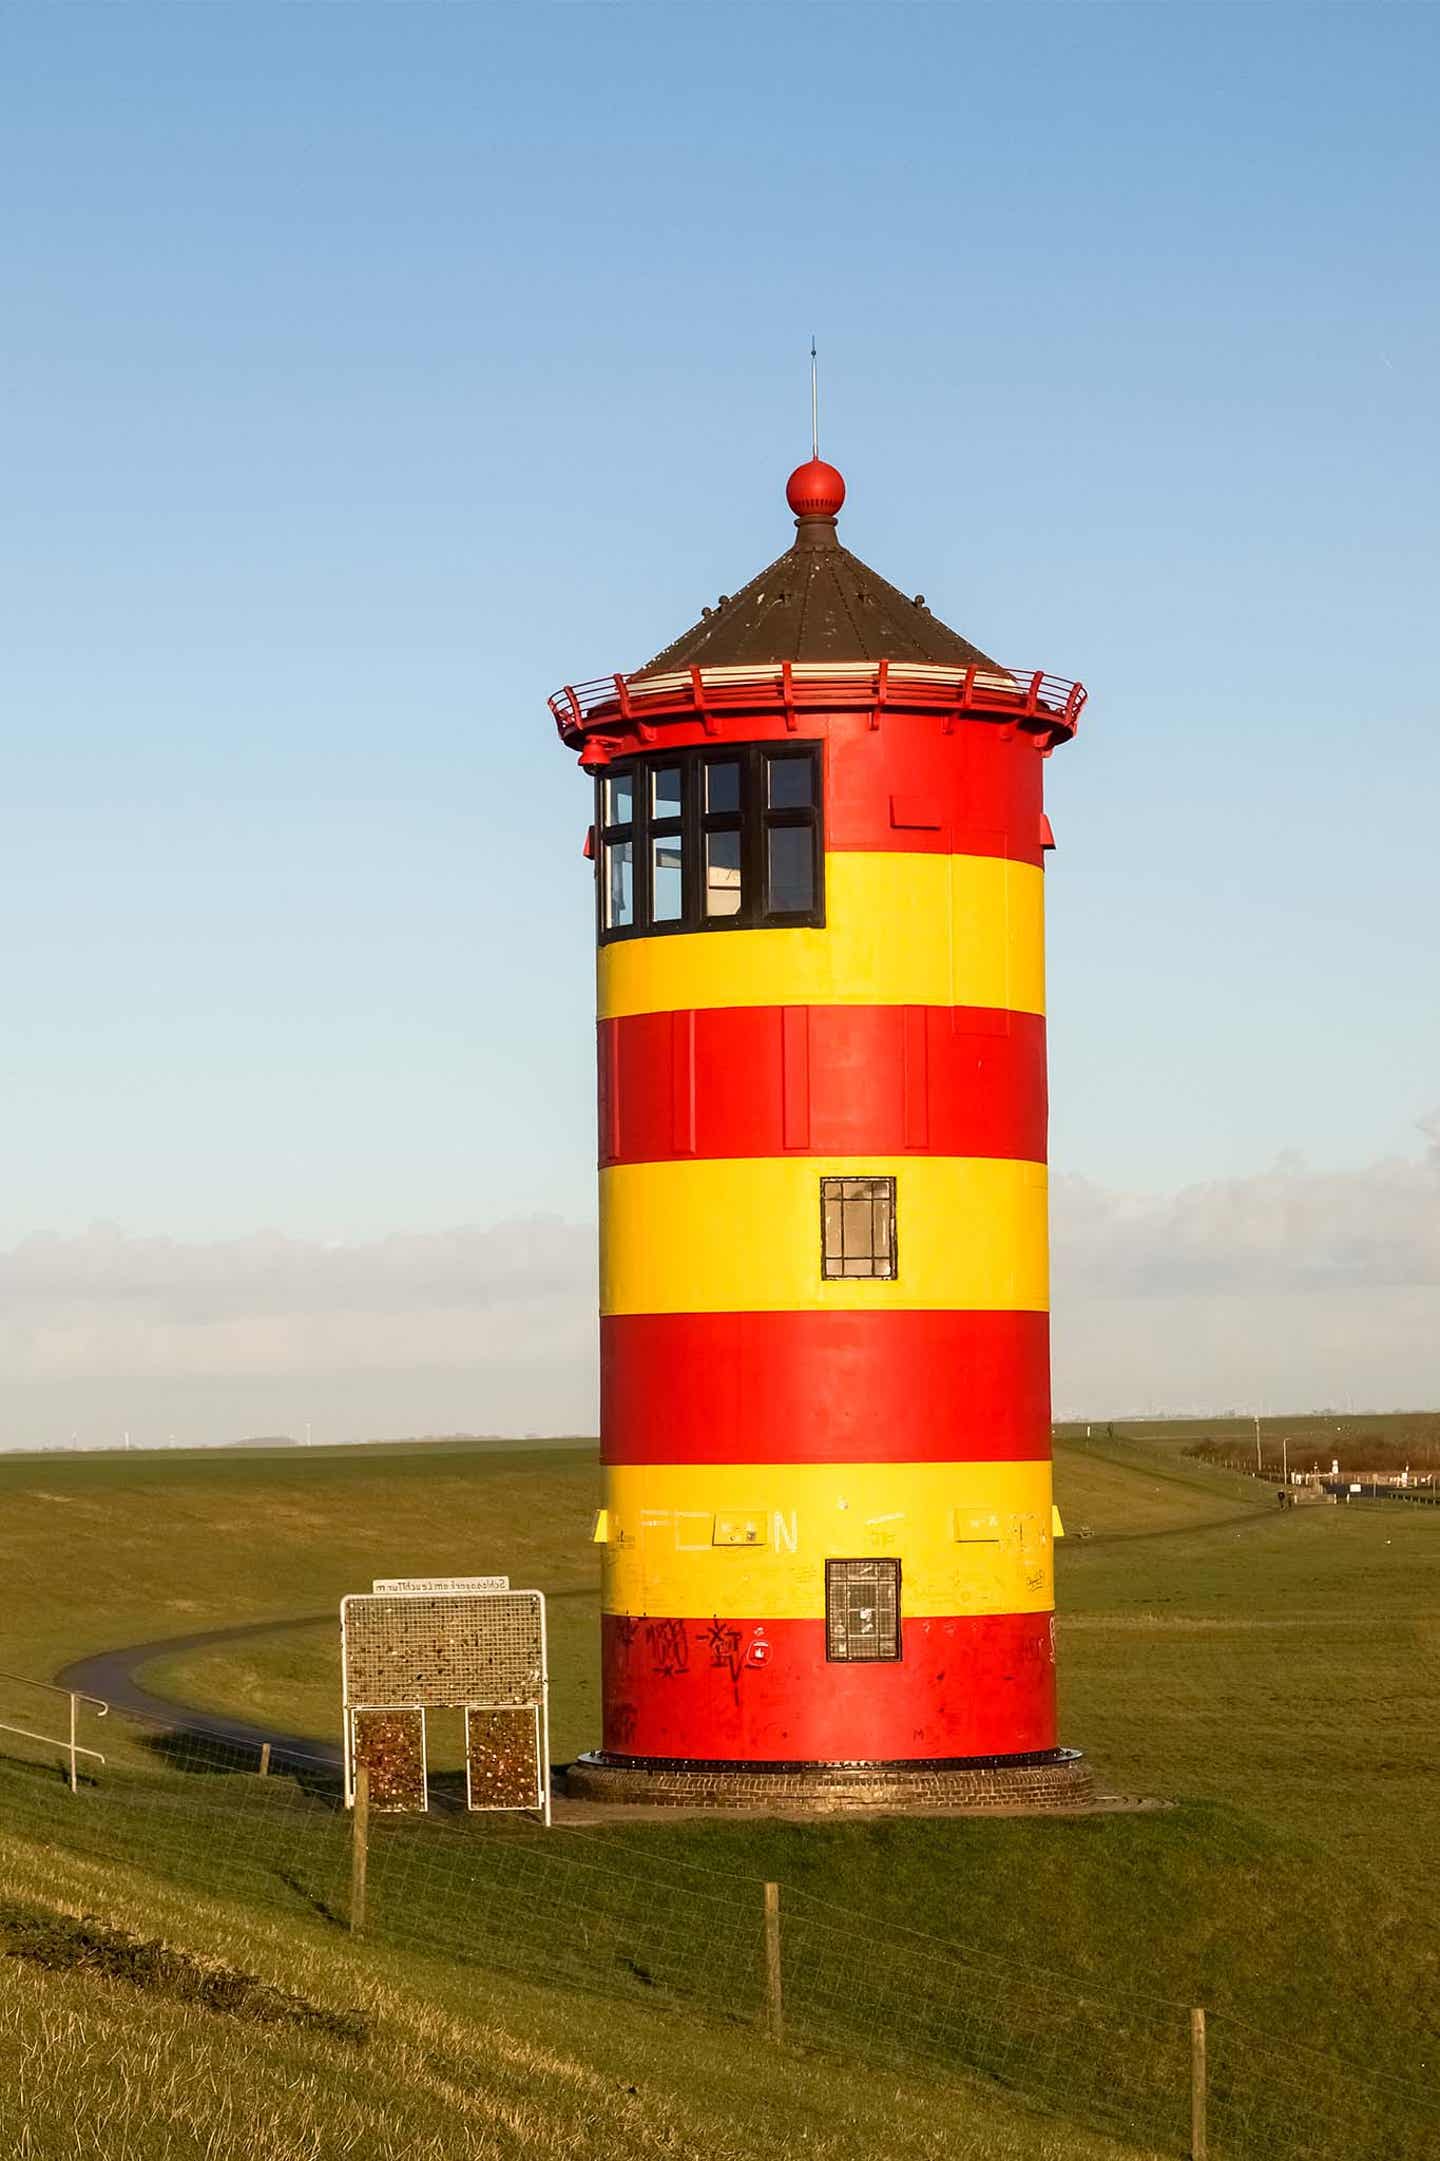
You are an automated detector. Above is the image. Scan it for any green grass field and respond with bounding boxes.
[0,1823,1152,2161]
[0,1421,1435,2158]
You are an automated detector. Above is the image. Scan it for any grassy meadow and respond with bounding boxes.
[0,1420,1434,2157]
[0,1823,1150,2161]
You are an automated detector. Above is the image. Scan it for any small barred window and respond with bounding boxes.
[820,1175,897,1281]
[826,1558,902,1663]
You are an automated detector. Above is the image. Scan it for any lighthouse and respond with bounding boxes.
[553,449,1091,1807]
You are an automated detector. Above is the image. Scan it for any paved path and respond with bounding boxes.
[52,1586,594,1776]
[56,1615,341,1770]
[55,1610,1167,1820]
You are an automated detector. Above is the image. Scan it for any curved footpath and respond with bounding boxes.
[52,1586,597,1776]
[56,1615,341,1770]
[51,1491,1264,1767]
[53,1609,1168,1821]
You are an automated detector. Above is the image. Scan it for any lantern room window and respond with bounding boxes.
[596,745,823,943]
[826,1558,902,1663]
[604,839,634,931]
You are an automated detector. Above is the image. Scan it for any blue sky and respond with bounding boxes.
[2,5,1437,1436]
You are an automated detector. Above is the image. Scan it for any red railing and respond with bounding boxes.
[548,660,1085,755]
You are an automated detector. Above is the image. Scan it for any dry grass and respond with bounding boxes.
[0,1831,1155,2161]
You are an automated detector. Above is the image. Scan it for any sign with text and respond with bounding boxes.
[371,1575,510,1596]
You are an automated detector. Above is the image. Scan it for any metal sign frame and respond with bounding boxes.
[340,1587,550,1824]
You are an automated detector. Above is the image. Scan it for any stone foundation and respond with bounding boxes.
[564,1747,1093,1813]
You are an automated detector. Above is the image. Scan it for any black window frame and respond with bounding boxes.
[595,743,824,944]
[820,1174,898,1282]
[825,1557,903,1664]
[598,769,638,934]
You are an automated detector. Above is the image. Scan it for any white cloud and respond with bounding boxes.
[1052,1118,1440,1297]
[1050,1119,1440,1413]
[1050,1284,1438,1421]
[1,1124,1436,1445]
[0,1219,599,1447]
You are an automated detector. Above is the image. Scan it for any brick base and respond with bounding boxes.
[564,1748,1094,1813]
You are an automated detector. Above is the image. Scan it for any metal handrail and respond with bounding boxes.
[549,660,1085,755]
[0,1720,105,1764]
[0,1670,109,1792]
[0,1669,108,1715]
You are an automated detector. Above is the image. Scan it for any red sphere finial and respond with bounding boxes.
[786,457,846,519]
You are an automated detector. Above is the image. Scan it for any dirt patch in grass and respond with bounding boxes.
[0,1900,367,2043]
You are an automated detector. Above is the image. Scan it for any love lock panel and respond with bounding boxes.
[466,1705,543,1812]
[352,1706,427,1813]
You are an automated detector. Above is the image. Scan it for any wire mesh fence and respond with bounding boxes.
[0,1693,1435,2161]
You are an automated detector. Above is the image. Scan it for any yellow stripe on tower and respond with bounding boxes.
[601,1459,1056,1619]
[600,1155,1048,1316]
[598,851,1046,1020]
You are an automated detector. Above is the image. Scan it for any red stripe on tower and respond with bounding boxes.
[601,1311,1052,1465]
[599,1006,1047,1167]
[600,1611,1057,1762]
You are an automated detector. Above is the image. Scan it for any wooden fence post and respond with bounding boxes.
[1190,2007,1207,2161]
[258,1741,271,1778]
[763,1881,783,2044]
[350,1765,369,1935]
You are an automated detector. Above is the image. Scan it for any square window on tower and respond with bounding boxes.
[820,1175,897,1280]
[825,1558,902,1663]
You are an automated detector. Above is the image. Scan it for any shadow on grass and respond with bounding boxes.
[132,1727,345,1805]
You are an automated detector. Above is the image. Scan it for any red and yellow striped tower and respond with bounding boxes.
[555,454,1091,1807]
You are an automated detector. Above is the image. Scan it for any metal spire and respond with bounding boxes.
[810,336,819,461]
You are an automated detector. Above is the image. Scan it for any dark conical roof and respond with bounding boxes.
[635,490,998,677]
